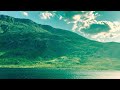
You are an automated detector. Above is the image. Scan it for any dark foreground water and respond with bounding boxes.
[0,68,120,79]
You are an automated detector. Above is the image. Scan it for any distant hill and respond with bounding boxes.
[0,15,120,69]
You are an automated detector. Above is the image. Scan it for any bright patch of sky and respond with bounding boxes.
[0,11,120,43]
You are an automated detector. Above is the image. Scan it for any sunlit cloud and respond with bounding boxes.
[59,16,63,20]
[57,11,99,32]
[73,15,81,21]
[22,12,28,16]
[40,11,55,20]
[89,21,120,42]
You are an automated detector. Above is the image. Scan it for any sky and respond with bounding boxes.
[0,11,120,43]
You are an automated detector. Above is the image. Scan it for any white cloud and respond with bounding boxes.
[39,11,98,31]
[22,12,28,16]
[40,11,55,20]
[72,23,78,32]
[73,15,81,21]
[59,16,63,20]
[63,11,99,32]
[89,21,120,42]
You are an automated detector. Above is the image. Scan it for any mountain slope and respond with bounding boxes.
[0,15,120,69]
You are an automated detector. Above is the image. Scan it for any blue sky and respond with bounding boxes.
[0,11,120,43]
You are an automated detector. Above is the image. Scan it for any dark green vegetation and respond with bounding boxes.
[0,15,120,70]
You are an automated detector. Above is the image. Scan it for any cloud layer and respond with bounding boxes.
[39,11,120,42]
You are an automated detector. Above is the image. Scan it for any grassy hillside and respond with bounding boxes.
[0,15,120,70]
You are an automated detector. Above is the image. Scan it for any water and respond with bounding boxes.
[0,68,120,79]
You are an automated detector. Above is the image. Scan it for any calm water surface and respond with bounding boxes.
[0,68,120,79]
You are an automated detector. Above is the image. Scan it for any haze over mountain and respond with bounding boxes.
[0,15,120,70]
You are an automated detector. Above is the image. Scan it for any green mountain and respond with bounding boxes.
[0,15,120,70]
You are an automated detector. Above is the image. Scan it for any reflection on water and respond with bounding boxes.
[71,71,120,79]
[0,68,120,79]
[92,71,120,79]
